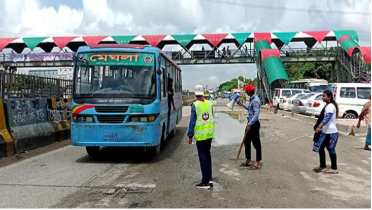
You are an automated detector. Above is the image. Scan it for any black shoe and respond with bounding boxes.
[195,182,210,189]
[209,179,213,187]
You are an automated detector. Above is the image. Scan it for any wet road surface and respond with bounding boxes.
[0,99,370,208]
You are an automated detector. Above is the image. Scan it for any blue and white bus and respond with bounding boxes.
[71,44,182,157]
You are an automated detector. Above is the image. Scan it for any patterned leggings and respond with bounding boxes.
[319,134,338,170]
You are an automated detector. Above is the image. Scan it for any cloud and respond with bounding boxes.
[208,76,219,83]
[0,0,370,90]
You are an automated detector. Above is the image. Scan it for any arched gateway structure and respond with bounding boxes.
[0,30,370,102]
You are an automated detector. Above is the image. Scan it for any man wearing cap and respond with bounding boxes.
[238,84,262,170]
[187,84,215,189]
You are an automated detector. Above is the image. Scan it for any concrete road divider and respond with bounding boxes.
[0,99,14,157]
[182,92,196,106]
[48,98,71,142]
[5,98,53,154]
[260,106,368,137]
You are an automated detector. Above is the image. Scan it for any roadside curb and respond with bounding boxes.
[260,107,368,137]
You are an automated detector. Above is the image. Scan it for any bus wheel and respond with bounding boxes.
[86,146,100,157]
[148,127,164,157]
[149,144,161,157]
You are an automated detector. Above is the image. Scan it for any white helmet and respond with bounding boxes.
[194,85,204,96]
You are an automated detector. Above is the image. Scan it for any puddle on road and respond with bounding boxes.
[213,113,247,146]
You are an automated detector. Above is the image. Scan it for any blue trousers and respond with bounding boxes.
[196,138,213,184]
[366,124,371,146]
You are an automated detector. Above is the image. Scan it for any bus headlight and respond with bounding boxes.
[131,117,140,122]
[128,115,158,122]
[73,115,94,122]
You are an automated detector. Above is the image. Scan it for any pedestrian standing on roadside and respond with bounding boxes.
[313,90,339,174]
[168,78,177,112]
[269,101,274,113]
[237,84,262,170]
[187,84,215,189]
[357,94,371,151]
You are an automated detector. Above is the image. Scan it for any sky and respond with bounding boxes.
[0,0,371,91]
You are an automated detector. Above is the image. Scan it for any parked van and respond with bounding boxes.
[330,83,371,119]
[273,88,311,109]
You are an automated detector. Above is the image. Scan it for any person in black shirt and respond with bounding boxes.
[168,78,177,111]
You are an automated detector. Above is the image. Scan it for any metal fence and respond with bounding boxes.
[0,72,72,99]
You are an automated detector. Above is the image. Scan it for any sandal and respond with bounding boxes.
[240,162,252,167]
[313,167,327,173]
[248,165,260,170]
[324,169,338,174]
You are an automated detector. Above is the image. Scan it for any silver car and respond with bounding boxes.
[287,93,306,111]
[292,93,316,114]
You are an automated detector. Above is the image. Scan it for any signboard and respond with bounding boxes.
[9,52,74,62]
[129,106,144,113]
[76,52,155,66]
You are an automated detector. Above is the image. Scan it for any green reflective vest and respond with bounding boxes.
[193,100,215,141]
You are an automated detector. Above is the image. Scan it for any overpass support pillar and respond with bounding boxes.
[336,62,342,83]
[331,63,335,82]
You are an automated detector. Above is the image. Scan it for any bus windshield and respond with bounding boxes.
[73,52,156,99]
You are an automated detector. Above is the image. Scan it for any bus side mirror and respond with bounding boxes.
[156,69,162,75]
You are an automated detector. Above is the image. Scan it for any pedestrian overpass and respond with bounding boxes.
[0,30,370,103]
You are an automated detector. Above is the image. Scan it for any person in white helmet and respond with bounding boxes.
[187,84,215,189]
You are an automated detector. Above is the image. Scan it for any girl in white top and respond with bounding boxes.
[313,90,339,174]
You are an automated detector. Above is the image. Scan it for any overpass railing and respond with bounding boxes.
[1,47,339,64]
[0,72,72,99]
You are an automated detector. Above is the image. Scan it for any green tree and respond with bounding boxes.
[284,62,333,82]
[218,77,257,91]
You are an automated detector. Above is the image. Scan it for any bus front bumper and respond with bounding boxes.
[71,122,162,147]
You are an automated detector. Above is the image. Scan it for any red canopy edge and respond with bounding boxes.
[261,49,280,61]
[142,35,167,47]
[302,31,330,43]
[0,38,17,51]
[202,33,228,47]
[337,35,352,44]
[52,36,78,49]
[254,33,272,44]
[82,36,108,47]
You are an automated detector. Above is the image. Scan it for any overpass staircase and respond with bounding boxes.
[254,55,272,104]
[336,51,371,83]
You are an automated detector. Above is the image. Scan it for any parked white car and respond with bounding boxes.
[330,83,371,118]
[292,93,316,114]
[286,93,307,111]
[273,88,310,109]
[305,93,325,116]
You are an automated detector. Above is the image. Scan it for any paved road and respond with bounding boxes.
[0,99,370,208]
